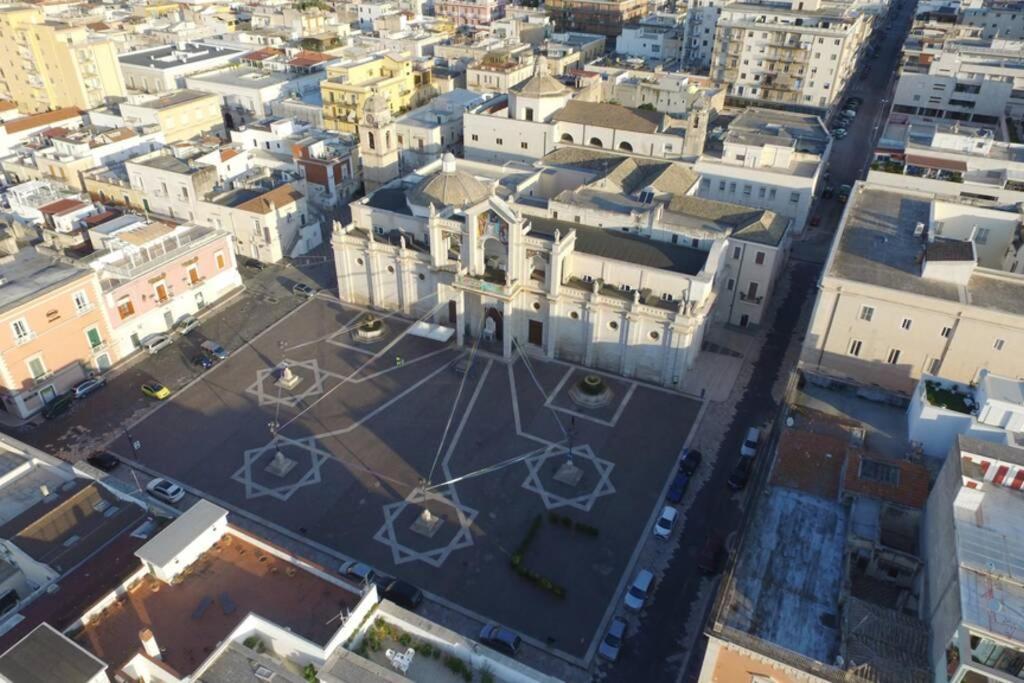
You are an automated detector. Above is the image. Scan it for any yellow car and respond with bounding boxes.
[141,382,171,400]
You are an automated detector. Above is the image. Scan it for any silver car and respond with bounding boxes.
[598,617,627,661]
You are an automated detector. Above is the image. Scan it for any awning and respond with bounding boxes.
[905,153,968,172]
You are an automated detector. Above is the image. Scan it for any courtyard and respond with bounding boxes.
[109,296,702,659]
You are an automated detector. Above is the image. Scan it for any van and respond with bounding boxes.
[740,427,761,457]
[200,340,229,360]
[142,334,173,355]
[624,569,654,611]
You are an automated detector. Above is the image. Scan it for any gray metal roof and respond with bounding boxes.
[0,249,90,314]
[119,42,244,69]
[135,499,227,568]
[0,624,106,683]
[552,100,668,134]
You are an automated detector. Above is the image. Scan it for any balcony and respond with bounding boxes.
[739,292,763,304]
[75,303,94,316]
[453,271,518,299]
[14,332,36,346]
[90,341,107,354]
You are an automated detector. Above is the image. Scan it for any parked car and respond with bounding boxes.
[41,393,74,419]
[841,109,857,119]
[86,450,119,472]
[146,477,185,504]
[141,382,171,400]
[740,427,761,457]
[72,377,106,399]
[822,185,835,199]
[838,184,852,202]
[653,505,679,540]
[200,340,229,361]
[832,128,848,139]
[727,456,754,491]
[597,616,627,661]
[292,283,316,299]
[697,535,725,575]
[244,258,266,271]
[624,569,654,611]
[678,448,702,475]
[478,624,521,657]
[666,470,690,504]
[192,353,214,369]
[141,333,173,355]
[338,560,376,584]
[382,579,423,610]
[845,97,863,108]
[174,315,200,335]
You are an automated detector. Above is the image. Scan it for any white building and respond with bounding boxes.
[118,42,246,93]
[394,88,490,172]
[185,67,326,125]
[682,0,724,71]
[616,14,686,64]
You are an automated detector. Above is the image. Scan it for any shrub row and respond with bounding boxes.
[547,512,599,536]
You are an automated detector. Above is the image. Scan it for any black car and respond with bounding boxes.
[244,258,267,271]
[86,450,119,472]
[479,624,521,657]
[41,393,73,420]
[727,456,754,491]
[666,470,691,504]
[382,579,423,610]
[679,448,703,475]
[192,353,214,369]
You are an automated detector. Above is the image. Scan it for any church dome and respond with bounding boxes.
[512,56,567,98]
[408,154,489,210]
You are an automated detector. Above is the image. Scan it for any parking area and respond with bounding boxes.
[105,296,701,658]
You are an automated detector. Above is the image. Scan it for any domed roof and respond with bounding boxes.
[408,154,489,210]
[512,56,567,98]
[363,92,390,114]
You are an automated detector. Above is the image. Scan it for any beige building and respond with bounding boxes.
[120,90,225,143]
[0,5,126,114]
[800,181,1024,396]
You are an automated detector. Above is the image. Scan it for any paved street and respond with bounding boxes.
[598,1,917,679]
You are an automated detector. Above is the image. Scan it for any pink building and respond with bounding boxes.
[85,217,243,356]
[435,0,506,26]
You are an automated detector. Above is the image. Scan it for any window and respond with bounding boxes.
[11,319,31,343]
[215,251,226,270]
[729,182,736,193]
[85,326,102,349]
[26,355,46,380]
[886,348,901,364]
[471,134,478,141]
[719,180,726,191]
[743,184,752,196]
[496,138,503,146]
[940,326,952,338]
[848,339,863,357]
[975,227,990,244]
[755,251,765,265]
[732,246,742,259]
[859,458,900,485]
[859,306,874,322]
[928,358,941,375]
[789,192,800,203]
[520,142,528,150]
[72,290,89,313]
[727,278,735,291]
[117,297,135,320]
[188,265,200,285]
[994,338,1006,351]
[768,189,777,200]
[758,186,766,198]
[524,107,534,121]
[900,318,912,330]
[609,320,619,330]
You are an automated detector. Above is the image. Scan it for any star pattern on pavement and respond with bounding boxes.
[231,434,328,501]
[373,487,478,568]
[521,443,615,511]
[246,358,327,408]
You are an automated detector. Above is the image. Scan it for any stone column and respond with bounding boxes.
[397,236,411,315]
[455,289,466,348]
[502,301,514,359]
[544,297,558,359]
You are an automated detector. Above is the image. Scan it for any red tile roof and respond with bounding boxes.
[244,47,284,62]
[288,50,330,67]
[3,107,82,134]
[236,183,303,214]
[38,198,89,215]
[219,148,240,162]
[770,429,848,500]
[842,451,931,509]
[0,101,18,112]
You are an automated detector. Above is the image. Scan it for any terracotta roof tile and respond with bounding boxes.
[237,183,303,214]
[770,429,848,500]
[3,107,82,134]
[843,451,930,509]
[38,198,89,215]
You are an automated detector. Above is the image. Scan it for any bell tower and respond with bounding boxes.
[359,93,400,193]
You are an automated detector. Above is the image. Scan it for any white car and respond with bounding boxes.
[146,478,186,504]
[624,569,653,611]
[339,560,376,584]
[741,427,761,457]
[653,505,678,540]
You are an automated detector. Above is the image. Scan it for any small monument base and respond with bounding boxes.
[553,459,584,487]
[410,508,443,538]
[276,365,302,390]
[265,450,297,478]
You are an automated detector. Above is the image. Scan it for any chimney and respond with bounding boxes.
[140,629,161,660]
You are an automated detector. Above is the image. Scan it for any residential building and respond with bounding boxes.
[186,66,326,126]
[958,0,1024,40]
[908,370,1024,458]
[682,0,724,71]
[923,436,1024,683]
[695,107,832,233]
[463,59,708,165]
[584,65,724,116]
[892,37,1024,122]
[702,402,931,683]
[0,5,126,114]
[616,14,687,65]
[800,181,1024,396]
[84,217,242,356]
[710,0,872,110]
[545,32,607,71]
[435,0,507,27]
[0,108,84,159]
[465,51,535,93]
[545,0,651,37]
[120,90,226,144]
[321,54,433,133]
[124,147,222,222]
[118,42,246,93]
[0,249,117,418]
[200,180,320,262]
[394,88,489,171]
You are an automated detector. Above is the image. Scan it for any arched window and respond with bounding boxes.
[385,130,391,149]
[589,137,603,147]
[367,131,376,150]
[560,133,574,143]
[618,141,633,152]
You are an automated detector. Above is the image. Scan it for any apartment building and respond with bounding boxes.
[616,14,687,64]
[0,6,126,115]
[710,0,871,110]
[84,217,242,356]
[199,181,320,262]
[924,436,1024,683]
[0,108,84,159]
[118,42,246,93]
[119,90,225,143]
[0,249,116,419]
[186,66,326,125]
[958,0,1024,40]
[545,0,651,37]
[124,147,221,221]
[800,181,1024,396]
[584,65,724,115]
[683,0,724,71]
[892,38,1024,122]
[320,54,432,133]
[465,51,535,92]
[435,0,507,27]
[695,107,832,233]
